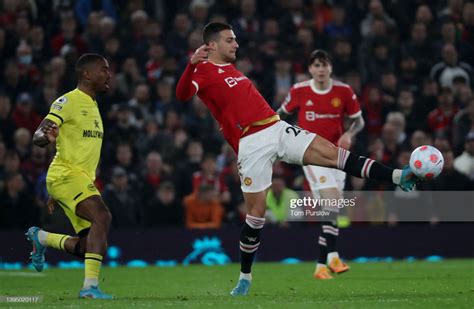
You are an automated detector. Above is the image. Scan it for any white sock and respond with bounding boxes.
[83,278,99,289]
[392,169,402,185]
[239,272,252,281]
[327,252,339,263]
[316,263,326,272]
[37,230,48,246]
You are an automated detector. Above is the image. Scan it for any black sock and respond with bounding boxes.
[337,148,395,182]
[317,235,328,264]
[321,221,338,254]
[240,215,265,274]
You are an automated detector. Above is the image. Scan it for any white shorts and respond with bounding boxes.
[303,165,346,197]
[238,121,316,193]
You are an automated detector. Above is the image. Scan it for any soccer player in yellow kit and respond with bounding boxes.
[27,53,113,299]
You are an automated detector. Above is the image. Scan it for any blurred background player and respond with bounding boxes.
[176,22,418,296]
[278,49,364,279]
[26,53,113,299]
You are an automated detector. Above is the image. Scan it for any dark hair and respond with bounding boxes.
[202,22,232,44]
[309,49,332,65]
[75,53,105,80]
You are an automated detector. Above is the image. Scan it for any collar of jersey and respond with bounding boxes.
[310,79,333,95]
[206,61,232,67]
[75,88,97,103]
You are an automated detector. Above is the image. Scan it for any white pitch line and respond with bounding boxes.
[0,272,46,277]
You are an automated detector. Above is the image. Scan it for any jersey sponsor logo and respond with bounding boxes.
[244,177,252,186]
[224,76,248,88]
[305,111,340,121]
[218,68,225,74]
[305,100,314,106]
[83,130,103,139]
[331,98,341,108]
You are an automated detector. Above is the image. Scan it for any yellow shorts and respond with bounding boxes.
[46,171,100,234]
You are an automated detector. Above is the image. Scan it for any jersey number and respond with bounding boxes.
[285,126,301,137]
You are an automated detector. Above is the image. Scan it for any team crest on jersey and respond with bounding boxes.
[319,176,327,183]
[244,177,252,186]
[331,98,341,108]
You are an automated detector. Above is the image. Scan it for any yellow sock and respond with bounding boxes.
[45,232,70,251]
[84,253,102,288]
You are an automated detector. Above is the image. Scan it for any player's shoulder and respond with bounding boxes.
[292,80,312,91]
[332,79,352,90]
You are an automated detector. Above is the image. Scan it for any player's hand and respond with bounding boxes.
[47,197,56,215]
[42,122,59,143]
[190,44,209,64]
[338,133,352,149]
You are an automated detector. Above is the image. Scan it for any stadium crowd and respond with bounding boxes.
[0,0,473,230]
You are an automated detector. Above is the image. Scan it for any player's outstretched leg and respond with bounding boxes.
[25,226,81,272]
[314,235,333,279]
[75,196,113,299]
[303,135,419,191]
[230,191,266,296]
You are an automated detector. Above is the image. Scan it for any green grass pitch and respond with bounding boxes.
[1,260,472,308]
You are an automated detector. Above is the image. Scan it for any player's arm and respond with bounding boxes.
[176,44,209,101]
[33,119,59,147]
[276,88,298,120]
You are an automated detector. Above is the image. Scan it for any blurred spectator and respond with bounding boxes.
[453,96,474,153]
[428,87,459,138]
[51,17,87,56]
[102,166,141,228]
[128,83,152,129]
[11,92,42,135]
[143,181,183,227]
[0,94,16,147]
[324,5,352,39]
[430,43,472,90]
[266,175,298,226]
[360,0,395,38]
[400,22,433,75]
[74,0,117,27]
[183,183,224,229]
[13,127,31,160]
[0,172,37,228]
[116,58,146,100]
[454,131,474,180]
[166,13,190,60]
[192,153,230,204]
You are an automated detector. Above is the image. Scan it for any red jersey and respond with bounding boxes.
[280,79,361,144]
[176,61,276,153]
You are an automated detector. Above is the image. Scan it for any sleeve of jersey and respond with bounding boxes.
[280,87,299,114]
[175,62,202,101]
[345,88,362,119]
[44,96,72,126]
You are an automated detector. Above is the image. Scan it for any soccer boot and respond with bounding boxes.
[230,278,251,296]
[399,166,419,192]
[79,286,113,299]
[25,226,46,272]
[328,257,350,274]
[313,266,333,279]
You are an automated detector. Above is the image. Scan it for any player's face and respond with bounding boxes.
[309,59,332,84]
[215,30,239,62]
[89,58,111,93]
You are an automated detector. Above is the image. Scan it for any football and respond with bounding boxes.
[409,145,444,179]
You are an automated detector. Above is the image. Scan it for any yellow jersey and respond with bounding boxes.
[45,88,103,181]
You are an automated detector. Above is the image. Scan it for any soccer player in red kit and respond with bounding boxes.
[176,22,419,296]
[278,50,364,280]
